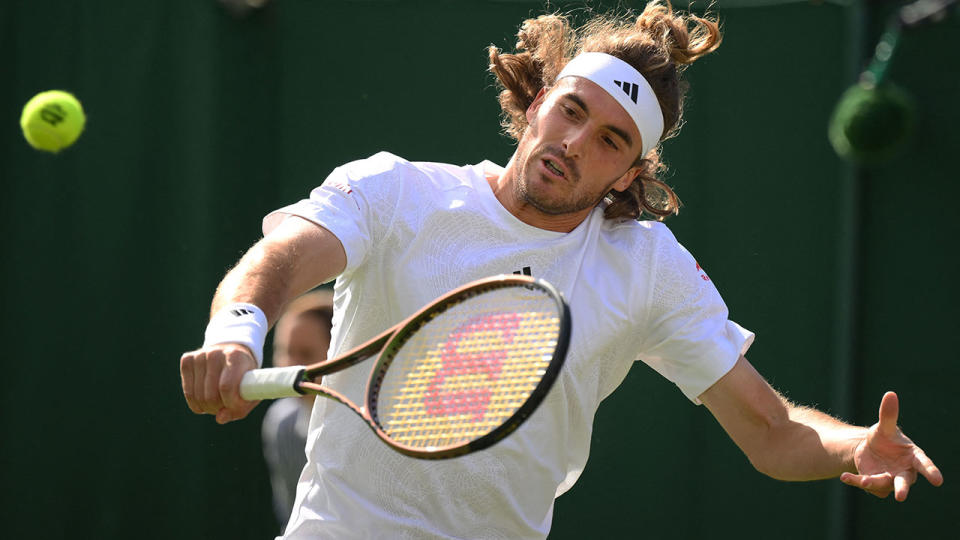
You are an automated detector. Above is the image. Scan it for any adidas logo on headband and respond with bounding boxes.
[557,52,665,156]
[613,80,640,104]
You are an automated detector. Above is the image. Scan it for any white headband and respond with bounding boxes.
[556,52,664,157]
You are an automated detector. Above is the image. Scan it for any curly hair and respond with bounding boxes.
[488,1,721,221]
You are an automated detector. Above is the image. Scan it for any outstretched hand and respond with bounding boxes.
[841,392,943,501]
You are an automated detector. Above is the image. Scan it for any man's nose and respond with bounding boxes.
[561,126,587,158]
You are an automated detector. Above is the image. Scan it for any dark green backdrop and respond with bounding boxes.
[2,1,956,538]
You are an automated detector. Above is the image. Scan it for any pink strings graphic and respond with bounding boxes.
[423,312,521,421]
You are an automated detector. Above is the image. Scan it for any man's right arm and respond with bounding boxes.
[179,215,347,424]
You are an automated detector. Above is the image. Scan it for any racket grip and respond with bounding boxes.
[240,366,305,400]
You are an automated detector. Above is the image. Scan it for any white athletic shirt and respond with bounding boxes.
[262,151,754,539]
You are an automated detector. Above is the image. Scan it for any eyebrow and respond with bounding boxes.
[564,93,635,148]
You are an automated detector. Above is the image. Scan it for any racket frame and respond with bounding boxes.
[271,274,571,459]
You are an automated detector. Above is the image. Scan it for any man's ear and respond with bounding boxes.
[611,166,641,193]
[525,87,548,123]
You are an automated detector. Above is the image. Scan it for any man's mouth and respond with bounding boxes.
[543,158,565,178]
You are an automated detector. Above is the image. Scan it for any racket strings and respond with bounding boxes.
[374,287,560,450]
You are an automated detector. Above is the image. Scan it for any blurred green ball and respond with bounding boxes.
[20,90,86,153]
[828,82,915,165]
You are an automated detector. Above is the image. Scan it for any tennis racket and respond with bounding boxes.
[240,274,570,459]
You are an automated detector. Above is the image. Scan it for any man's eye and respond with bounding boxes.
[603,136,618,150]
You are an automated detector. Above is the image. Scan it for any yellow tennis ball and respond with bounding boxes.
[20,90,86,153]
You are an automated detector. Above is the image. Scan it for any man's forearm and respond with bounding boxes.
[211,240,297,325]
[753,400,867,481]
[700,358,869,482]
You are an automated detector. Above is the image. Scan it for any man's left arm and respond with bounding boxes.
[699,356,943,501]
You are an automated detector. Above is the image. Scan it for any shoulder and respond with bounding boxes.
[599,218,708,283]
[331,151,422,182]
[600,218,681,256]
[336,152,471,187]
[353,151,415,171]
[323,152,480,207]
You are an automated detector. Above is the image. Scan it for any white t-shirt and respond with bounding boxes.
[262,151,754,539]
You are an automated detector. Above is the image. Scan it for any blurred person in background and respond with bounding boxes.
[261,289,333,530]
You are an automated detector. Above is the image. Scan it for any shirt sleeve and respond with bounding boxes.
[636,235,755,404]
[261,152,406,276]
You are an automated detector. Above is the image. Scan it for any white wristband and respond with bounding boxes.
[203,303,269,367]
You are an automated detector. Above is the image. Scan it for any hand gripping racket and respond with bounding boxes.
[240,275,570,459]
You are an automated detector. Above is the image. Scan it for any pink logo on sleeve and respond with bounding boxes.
[695,261,710,282]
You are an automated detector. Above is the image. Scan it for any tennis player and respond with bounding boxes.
[180,2,942,538]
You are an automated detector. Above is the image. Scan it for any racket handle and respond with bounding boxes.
[240,366,305,400]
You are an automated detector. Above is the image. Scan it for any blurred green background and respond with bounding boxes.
[1,0,956,538]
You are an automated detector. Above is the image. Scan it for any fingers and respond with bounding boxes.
[217,352,259,424]
[844,392,943,502]
[840,472,895,499]
[180,352,203,414]
[182,349,221,414]
[913,448,945,487]
[893,470,916,502]
[842,469,929,502]
[179,345,258,423]
[202,351,223,414]
[877,391,900,437]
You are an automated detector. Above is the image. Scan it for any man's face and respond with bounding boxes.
[513,76,643,218]
[273,314,330,369]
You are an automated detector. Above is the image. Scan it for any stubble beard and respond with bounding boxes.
[515,144,612,216]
